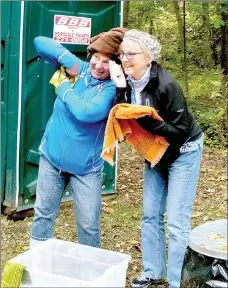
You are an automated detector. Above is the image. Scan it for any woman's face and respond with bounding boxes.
[90,52,111,80]
[118,40,150,80]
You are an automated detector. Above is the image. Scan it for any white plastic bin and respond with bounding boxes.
[10,238,131,287]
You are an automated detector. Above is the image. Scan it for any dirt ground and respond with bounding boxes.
[1,143,227,287]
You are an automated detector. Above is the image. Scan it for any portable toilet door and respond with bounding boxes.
[1,1,21,209]
[1,1,10,203]
[1,1,123,213]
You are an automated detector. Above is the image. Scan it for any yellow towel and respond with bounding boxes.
[1,261,25,287]
[101,103,169,167]
[49,66,79,90]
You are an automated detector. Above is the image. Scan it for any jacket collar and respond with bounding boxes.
[151,61,158,77]
[146,61,159,92]
[85,67,110,88]
[126,61,159,102]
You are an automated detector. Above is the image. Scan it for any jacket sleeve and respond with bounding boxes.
[34,36,87,73]
[113,87,128,105]
[56,81,116,123]
[137,82,189,147]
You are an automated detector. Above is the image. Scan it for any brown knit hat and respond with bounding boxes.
[87,27,128,58]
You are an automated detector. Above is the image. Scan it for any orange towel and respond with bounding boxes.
[101,103,169,167]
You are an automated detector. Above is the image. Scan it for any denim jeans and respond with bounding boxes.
[31,156,102,247]
[141,135,203,288]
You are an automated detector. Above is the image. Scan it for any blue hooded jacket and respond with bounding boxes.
[34,37,116,175]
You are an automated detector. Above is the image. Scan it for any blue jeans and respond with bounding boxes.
[141,135,203,287]
[31,156,102,247]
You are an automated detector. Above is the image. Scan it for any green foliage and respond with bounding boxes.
[211,16,225,28]
[126,1,222,69]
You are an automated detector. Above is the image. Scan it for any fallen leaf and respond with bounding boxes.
[129,240,139,245]
[15,246,21,253]
[192,212,203,218]
[132,265,138,271]
[103,207,115,213]
[119,185,127,190]
[102,201,109,206]
[205,188,215,193]
[194,201,201,206]
[208,234,226,241]
[132,213,140,220]
[133,245,142,252]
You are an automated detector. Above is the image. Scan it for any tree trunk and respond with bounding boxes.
[183,1,189,96]
[202,3,211,36]
[123,1,130,28]
[173,1,184,54]
[148,18,154,35]
[210,1,222,66]
[221,3,228,77]
[202,2,212,67]
[173,1,188,94]
[210,27,220,66]
[148,1,155,34]
[221,3,228,98]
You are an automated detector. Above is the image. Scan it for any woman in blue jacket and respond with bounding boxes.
[30,28,127,248]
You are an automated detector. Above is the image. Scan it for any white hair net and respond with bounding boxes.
[123,29,161,62]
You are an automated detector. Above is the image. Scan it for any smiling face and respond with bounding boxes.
[118,39,151,80]
[90,52,111,80]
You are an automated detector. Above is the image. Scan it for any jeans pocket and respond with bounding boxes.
[180,134,204,154]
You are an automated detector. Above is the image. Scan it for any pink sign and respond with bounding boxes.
[53,15,91,45]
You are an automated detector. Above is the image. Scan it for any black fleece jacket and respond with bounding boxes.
[114,62,202,166]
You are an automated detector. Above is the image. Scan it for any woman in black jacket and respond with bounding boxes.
[109,29,203,288]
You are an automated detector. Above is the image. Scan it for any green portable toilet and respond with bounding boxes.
[1,1,122,213]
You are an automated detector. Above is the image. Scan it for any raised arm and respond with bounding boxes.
[34,36,87,73]
[56,81,116,123]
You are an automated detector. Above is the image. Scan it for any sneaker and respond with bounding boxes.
[131,274,167,288]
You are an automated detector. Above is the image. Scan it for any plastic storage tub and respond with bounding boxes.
[10,238,131,287]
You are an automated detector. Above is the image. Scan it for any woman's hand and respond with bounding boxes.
[66,63,78,78]
[109,60,126,88]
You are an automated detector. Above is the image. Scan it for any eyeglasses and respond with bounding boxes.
[115,52,144,60]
